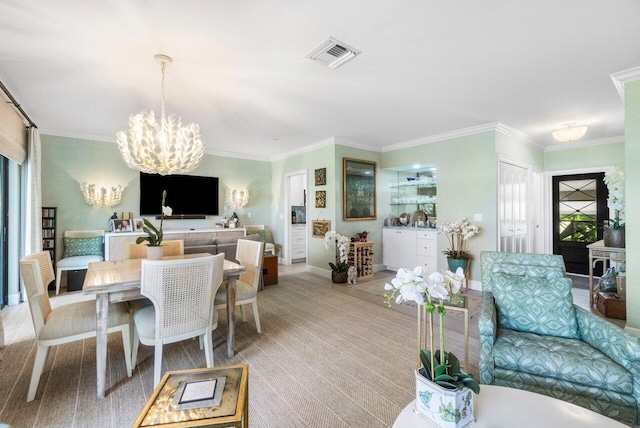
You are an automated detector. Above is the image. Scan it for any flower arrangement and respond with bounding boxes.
[324,230,351,273]
[437,218,479,260]
[604,167,624,230]
[384,267,480,394]
[136,190,173,247]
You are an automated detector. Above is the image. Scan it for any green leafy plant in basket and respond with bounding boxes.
[420,349,479,394]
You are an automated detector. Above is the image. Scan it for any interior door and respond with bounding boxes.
[552,173,607,275]
[498,161,530,253]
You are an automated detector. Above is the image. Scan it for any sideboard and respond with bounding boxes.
[382,227,437,272]
[105,228,246,261]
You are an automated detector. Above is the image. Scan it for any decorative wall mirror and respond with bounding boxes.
[343,158,376,221]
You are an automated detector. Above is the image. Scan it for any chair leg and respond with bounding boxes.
[27,344,49,402]
[153,343,163,388]
[204,329,215,368]
[131,327,140,369]
[55,268,62,295]
[240,305,247,322]
[252,301,261,333]
[120,326,133,377]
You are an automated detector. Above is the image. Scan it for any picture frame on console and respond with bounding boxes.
[133,218,144,232]
[111,219,133,233]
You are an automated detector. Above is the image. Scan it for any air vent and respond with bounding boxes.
[305,36,361,69]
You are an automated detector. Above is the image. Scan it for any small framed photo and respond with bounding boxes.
[315,168,326,186]
[315,190,326,208]
[312,220,331,238]
[111,219,133,233]
[133,218,145,232]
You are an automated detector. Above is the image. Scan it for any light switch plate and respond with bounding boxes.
[474,213,482,221]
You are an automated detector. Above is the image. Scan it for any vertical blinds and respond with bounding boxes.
[0,98,27,164]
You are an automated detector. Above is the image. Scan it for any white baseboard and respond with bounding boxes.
[624,325,640,338]
[8,292,21,306]
[468,279,482,291]
[307,265,330,278]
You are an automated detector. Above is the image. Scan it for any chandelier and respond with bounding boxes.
[80,182,123,208]
[552,123,588,142]
[226,188,249,209]
[116,54,205,176]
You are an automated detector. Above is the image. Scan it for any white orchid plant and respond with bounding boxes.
[437,218,479,260]
[604,167,624,230]
[384,267,479,393]
[136,189,173,247]
[324,230,351,273]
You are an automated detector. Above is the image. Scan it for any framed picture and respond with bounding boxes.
[343,158,376,221]
[311,220,331,238]
[133,218,145,232]
[315,168,326,186]
[111,219,133,233]
[315,190,326,208]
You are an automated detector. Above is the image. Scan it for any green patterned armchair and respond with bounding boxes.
[479,251,640,425]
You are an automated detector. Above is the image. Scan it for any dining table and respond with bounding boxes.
[83,253,246,399]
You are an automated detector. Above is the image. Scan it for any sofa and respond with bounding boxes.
[183,233,262,261]
[479,251,640,425]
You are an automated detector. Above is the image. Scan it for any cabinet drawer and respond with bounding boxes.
[291,248,306,257]
[416,256,437,272]
[416,230,437,240]
[416,239,437,257]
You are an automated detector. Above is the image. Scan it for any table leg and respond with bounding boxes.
[226,277,236,358]
[96,293,109,398]
[589,255,594,307]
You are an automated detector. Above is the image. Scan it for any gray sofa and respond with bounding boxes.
[183,234,261,261]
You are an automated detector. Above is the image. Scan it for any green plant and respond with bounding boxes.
[324,231,351,273]
[136,190,172,247]
[420,350,480,394]
[437,218,479,260]
[604,167,624,230]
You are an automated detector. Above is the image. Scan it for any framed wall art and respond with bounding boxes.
[315,168,326,186]
[311,220,331,238]
[343,158,376,221]
[315,191,326,208]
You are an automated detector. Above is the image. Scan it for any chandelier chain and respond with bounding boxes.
[160,61,166,123]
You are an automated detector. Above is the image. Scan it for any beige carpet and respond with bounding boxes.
[0,270,480,428]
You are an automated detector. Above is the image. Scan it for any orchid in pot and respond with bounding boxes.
[136,190,172,258]
[438,218,479,272]
[324,231,351,283]
[384,267,479,427]
[603,167,625,248]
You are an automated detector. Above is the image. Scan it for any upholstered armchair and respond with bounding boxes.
[479,251,640,425]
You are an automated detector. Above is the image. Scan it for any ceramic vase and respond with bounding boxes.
[598,267,617,292]
[331,271,348,283]
[603,228,625,248]
[147,246,164,260]
[414,369,475,428]
[446,258,468,273]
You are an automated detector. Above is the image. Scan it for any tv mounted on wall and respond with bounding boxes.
[139,172,219,217]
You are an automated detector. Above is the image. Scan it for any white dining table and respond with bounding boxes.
[83,253,246,399]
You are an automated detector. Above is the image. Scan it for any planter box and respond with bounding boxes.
[414,369,475,428]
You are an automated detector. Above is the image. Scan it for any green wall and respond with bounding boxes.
[544,142,625,171]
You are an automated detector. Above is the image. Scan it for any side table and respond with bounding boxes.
[587,240,625,307]
[133,364,248,427]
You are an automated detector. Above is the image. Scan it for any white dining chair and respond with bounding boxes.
[19,251,132,402]
[215,239,265,333]
[131,253,225,387]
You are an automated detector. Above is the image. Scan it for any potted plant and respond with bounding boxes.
[136,189,172,259]
[603,167,625,248]
[324,230,351,283]
[437,218,479,272]
[384,267,480,428]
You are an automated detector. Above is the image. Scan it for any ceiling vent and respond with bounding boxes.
[305,36,361,69]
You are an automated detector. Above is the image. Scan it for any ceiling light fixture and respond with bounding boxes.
[80,182,123,208]
[116,54,205,175]
[552,123,588,142]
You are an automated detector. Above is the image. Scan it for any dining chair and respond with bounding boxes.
[215,239,265,333]
[131,253,225,387]
[125,239,184,259]
[19,251,132,402]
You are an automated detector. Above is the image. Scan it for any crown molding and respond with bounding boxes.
[204,148,269,162]
[544,135,624,152]
[40,129,116,143]
[333,137,381,152]
[610,66,640,104]
[270,137,336,162]
[381,122,500,152]
[494,123,544,150]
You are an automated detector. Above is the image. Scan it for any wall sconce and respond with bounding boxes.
[226,188,249,209]
[80,182,123,208]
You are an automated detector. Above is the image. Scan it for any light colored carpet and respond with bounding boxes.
[0,270,480,428]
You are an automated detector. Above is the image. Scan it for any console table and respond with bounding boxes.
[587,240,625,307]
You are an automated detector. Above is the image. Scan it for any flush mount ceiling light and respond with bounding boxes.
[116,54,205,175]
[552,123,588,142]
[80,182,123,208]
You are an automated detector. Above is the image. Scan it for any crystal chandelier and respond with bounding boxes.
[80,182,123,208]
[226,188,249,209]
[116,54,205,176]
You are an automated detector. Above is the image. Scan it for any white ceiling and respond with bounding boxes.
[1,0,639,161]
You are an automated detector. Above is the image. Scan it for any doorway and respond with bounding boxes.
[283,170,307,265]
[552,173,608,275]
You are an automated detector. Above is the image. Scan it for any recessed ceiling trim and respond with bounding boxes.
[610,66,640,104]
[305,36,361,69]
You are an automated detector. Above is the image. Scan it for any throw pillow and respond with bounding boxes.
[491,272,579,339]
[63,236,104,258]
[247,229,267,242]
[491,263,565,279]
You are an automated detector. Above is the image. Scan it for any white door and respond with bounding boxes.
[498,160,530,253]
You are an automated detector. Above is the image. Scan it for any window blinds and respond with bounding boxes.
[0,97,27,164]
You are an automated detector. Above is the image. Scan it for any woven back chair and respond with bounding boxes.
[20,251,132,401]
[125,239,184,259]
[131,253,224,387]
[215,239,265,333]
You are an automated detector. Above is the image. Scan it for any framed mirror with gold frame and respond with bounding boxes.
[343,158,376,221]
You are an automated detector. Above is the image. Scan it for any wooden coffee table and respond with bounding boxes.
[393,385,626,427]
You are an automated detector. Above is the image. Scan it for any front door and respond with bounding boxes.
[552,173,608,275]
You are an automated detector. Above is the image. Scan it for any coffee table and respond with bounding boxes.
[393,385,626,427]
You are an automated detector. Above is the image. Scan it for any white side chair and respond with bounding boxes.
[19,251,132,402]
[245,225,275,255]
[131,254,224,387]
[215,239,265,333]
[55,230,105,294]
[125,239,185,259]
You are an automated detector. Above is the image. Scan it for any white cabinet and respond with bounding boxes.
[383,228,437,271]
[290,224,307,260]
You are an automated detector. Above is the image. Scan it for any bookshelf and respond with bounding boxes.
[42,207,57,271]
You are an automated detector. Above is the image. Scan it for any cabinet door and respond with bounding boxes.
[383,229,416,269]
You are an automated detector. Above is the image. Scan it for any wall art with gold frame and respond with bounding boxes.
[343,157,376,221]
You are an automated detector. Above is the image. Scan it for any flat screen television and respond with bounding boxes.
[139,172,219,216]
